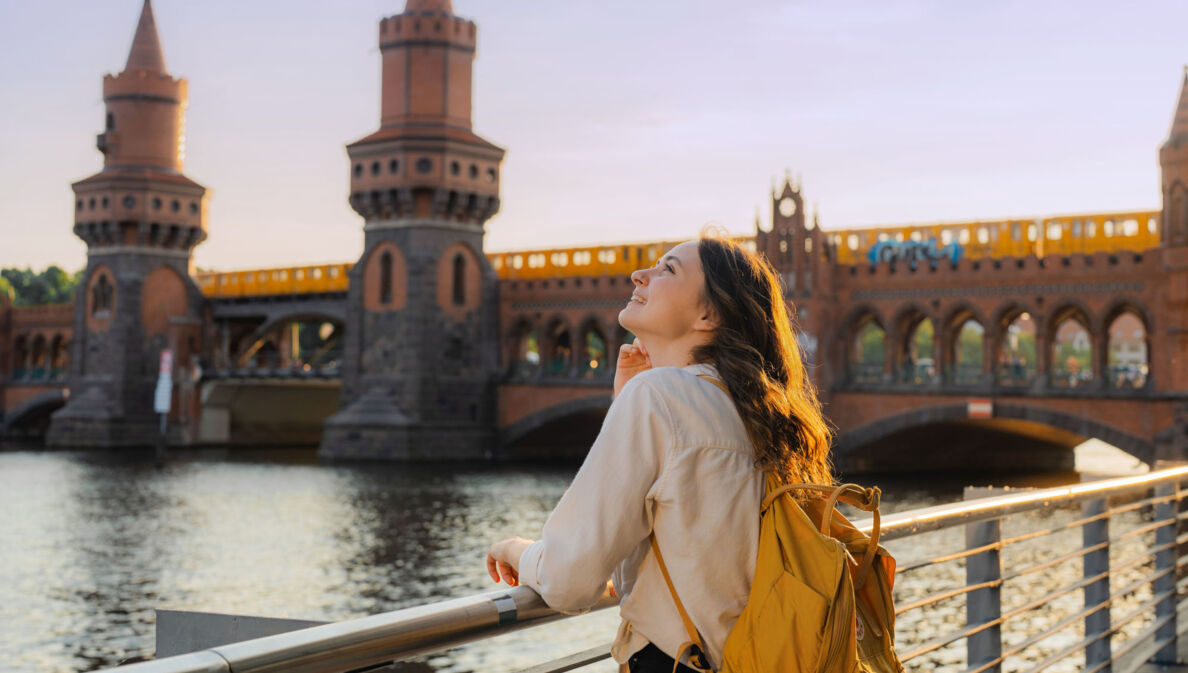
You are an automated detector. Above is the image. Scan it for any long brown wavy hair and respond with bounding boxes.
[692,234,835,488]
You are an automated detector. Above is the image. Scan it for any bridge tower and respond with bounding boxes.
[1160,70,1188,394]
[320,0,505,459]
[756,177,836,391]
[46,0,208,447]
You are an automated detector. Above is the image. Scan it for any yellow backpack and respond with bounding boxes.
[649,377,904,672]
[651,478,903,673]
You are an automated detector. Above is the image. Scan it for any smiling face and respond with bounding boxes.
[618,241,714,349]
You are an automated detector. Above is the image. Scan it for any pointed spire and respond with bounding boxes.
[124,0,166,73]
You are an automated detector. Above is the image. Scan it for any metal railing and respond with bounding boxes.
[102,466,1188,673]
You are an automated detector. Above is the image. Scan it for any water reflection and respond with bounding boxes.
[0,443,1138,673]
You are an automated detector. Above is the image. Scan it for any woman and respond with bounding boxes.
[486,235,834,672]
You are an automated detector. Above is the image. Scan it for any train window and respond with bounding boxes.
[329,267,340,278]
[492,256,504,270]
[941,229,952,245]
[977,227,989,244]
[1047,222,1062,240]
[1086,221,1096,237]
[312,268,323,279]
[1072,221,1082,237]
[295,270,305,281]
[1011,222,1022,241]
[1122,219,1138,236]
[1027,224,1037,241]
[597,249,616,264]
[847,234,859,250]
[894,232,904,242]
[1149,217,1159,234]
[959,229,971,245]
[551,252,569,266]
[1104,220,1115,237]
[909,230,922,242]
[877,232,889,243]
[512,255,524,269]
[573,251,591,265]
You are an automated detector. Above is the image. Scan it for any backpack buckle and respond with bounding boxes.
[689,644,711,671]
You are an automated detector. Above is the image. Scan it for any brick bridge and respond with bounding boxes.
[5,0,1188,471]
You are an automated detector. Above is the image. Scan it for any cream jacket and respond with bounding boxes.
[517,363,764,669]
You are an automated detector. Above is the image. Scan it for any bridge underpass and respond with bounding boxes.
[198,378,340,446]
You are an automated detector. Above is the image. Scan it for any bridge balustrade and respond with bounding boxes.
[95,466,1188,673]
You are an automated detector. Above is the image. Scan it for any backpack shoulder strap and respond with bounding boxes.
[649,535,713,672]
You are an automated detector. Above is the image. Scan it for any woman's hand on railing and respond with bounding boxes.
[613,339,651,399]
[486,536,534,586]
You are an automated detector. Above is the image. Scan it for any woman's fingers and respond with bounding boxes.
[486,552,501,583]
[497,561,519,586]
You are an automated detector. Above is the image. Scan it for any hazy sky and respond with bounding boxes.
[2,1,1188,273]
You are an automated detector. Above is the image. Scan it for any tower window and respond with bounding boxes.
[452,253,466,306]
[469,164,478,179]
[189,203,198,214]
[101,197,109,208]
[106,113,115,130]
[122,196,135,209]
[353,163,363,178]
[171,199,180,212]
[371,161,381,176]
[76,200,83,211]
[486,168,497,183]
[152,197,162,210]
[389,159,399,174]
[91,274,113,317]
[379,251,393,305]
[416,158,433,174]
[88,197,96,210]
[450,161,460,176]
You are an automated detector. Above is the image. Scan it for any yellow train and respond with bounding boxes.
[196,263,351,298]
[194,209,1161,297]
[828,209,1160,266]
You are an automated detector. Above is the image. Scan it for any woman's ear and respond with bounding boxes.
[693,305,719,333]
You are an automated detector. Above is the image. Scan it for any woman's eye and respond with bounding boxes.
[664,264,675,274]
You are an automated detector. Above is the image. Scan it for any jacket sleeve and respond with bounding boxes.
[517,375,673,612]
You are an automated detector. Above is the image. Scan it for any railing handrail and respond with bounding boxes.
[100,465,1188,673]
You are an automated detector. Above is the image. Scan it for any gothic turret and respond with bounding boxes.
[321,0,504,460]
[48,0,208,448]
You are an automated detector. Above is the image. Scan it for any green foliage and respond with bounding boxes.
[910,320,934,358]
[956,322,984,366]
[857,322,885,364]
[1,266,82,306]
[0,275,13,303]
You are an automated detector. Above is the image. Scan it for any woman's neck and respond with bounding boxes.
[640,333,710,369]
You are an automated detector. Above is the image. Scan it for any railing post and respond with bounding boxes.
[966,516,1003,672]
[1083,497,1112,671]
[1153,482,1180,664]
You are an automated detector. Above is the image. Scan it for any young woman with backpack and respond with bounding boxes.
[486,235,838,672]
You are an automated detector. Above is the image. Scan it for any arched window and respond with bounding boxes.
[49,334,67,380]
[580,325,607,378]
[901,319,935,384]
[996,312,1036,386]
[91,274,113,317]
[452,253,466,306]
[30,335,47,380]
[952,319,984,385]
[1050,315,1092,388]
[1107,311,1148,389]
[379,251,393,305]
[12,336,28,380]
[851,319,885,384]
[547,321,572,376]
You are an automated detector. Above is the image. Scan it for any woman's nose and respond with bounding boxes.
[630,268,648,286]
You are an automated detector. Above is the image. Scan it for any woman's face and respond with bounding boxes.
[618,241,712,344]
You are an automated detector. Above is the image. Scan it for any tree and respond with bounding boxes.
[1,266,83,306]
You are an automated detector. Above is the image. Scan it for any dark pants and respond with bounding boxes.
[627,643,698,673]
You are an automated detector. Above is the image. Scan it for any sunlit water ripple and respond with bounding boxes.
[0,444,1151,673]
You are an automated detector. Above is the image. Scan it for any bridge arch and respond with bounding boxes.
[888,303,936,384]
[505,316,542,377]
[499,394,612,459]
[1046,301,1095,388]
[841,305,886,384]
[1102,300,1152,390]
[234,311,345,372]
[576,316,611,379]
[542,315,575,377]
[2,389,69,437]
[833,402,1155,473]
[991,302,1040,386]
[941,303,988,385]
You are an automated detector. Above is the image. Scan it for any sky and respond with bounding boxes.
[2,1,1188,273]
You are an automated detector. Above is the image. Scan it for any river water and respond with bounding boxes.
[0,442,1154,673]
